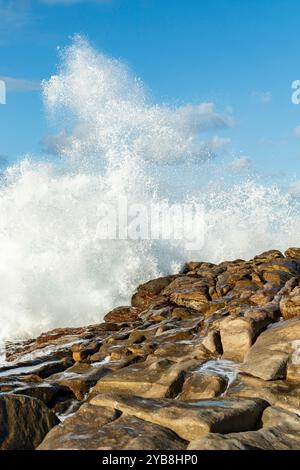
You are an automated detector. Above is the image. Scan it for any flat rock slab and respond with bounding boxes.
[5,323,119,363]
[91,357,198,399]
[91,393,268,441]
[38,403,186,450]
[0,394,59,450]
[188,427,300,450]
[0,357,73,379]
[12,382,73,405]
[38,403,118,450]
[48,362,111,400]
[227,373,300,411]
[93,415,186,450]
[262,406,300,430]
[241,317,300,380]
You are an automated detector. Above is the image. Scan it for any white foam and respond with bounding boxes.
[196,359,238,390]
[0,37,299,342]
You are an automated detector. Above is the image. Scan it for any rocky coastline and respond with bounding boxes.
[2,248,300,450]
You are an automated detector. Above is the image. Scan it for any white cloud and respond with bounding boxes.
[252,91,272,105]
[293,125,300,138]
[208,136,231,152]
[173,102,232,133]
[190,136,231,163]
[0,76,41,92]
[228,155,252,172]
[42,104,232,162]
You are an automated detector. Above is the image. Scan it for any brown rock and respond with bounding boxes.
[201,330,223,355]
[227,373,300,412]
[161,276,211,311]
[263,270,293,285]
[13,382,73,405]
[170,290,210,312]
[0,394,58,450]
[104,306,141,323]
[92,415,187,450]
[241,318,300,380]
[72,341,100,362]
[287,363,300,382]
[5,248,300,450]
[233,279,261,292]
[220,308,273,362]
[285,247,300,260]
[38,403,186,450]
[256,258,299,277]
[261,405,300,429]
[5,322,120,363]
[249,283,280,305]
[0,357,74,380]
[38,403,118,449]
[90,357,197,399]
[47,362,110,400]
[187,427,300,450]
[188,404,300,449]
[131,276,176,309]
[216,269,251,297]
[141,305,174,322]
[253,250,284,264]
[152,318,202,345]
[91,393,268,441]
[280,286,300,320]
[179,373,227,400]
[181,261,209,274]
[171,307,202,320]
[153,340,209,363]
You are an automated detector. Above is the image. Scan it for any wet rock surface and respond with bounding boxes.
[90,393,268,441]
[241,317,300,380]
[37,404,186,450]
[188,405,300,450]
[0,395,58,450]
[2,248,300,449]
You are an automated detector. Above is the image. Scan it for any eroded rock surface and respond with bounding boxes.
[0,395,58,450]
[38,403,186,450]
[2,248,300,450]
[90,393,268,441]
[188,406,300,450]
[241,317,300,380]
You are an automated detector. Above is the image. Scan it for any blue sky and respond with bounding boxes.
[0,0,300,182]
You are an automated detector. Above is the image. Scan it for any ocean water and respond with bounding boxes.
[0,36,299,342]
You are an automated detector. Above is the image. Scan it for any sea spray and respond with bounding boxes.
[0,37,299,342]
